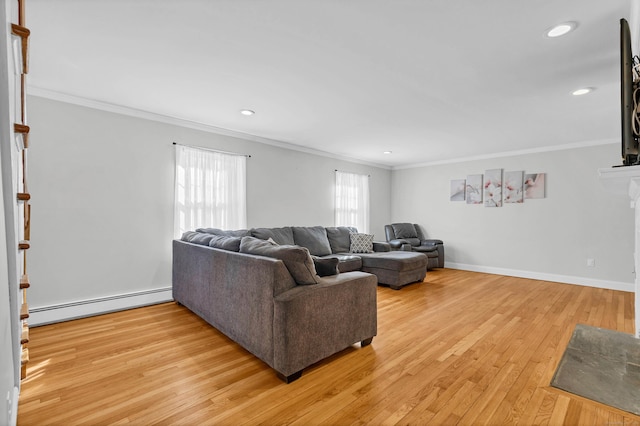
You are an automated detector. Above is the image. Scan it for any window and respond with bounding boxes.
[335,171,369,233]
[174,145,246,237]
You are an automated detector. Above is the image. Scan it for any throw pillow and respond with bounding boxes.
[208,235,242,252]
[312,256,340,277]
[292,226,332,256]
[184,232,215,246]
[350,233,374,253]
[196,228,249,237]
[325,227,354,254]
[250,227,295,245]
[239,236,319,285]
[181,231,198,241]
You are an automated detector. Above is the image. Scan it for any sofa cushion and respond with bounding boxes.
[196,228,249,237]
[325,226,356,254]
[208,235,242,252]
[250,227,295,245]
[292,226,332,256]
[181,231,215,246]
[391,223,418,239]
[240,236,319,285]
[350,233,374,253]
[321,254,363,273]
[404,238,421,246]
[311,256,339,277]
[181,231,197,241]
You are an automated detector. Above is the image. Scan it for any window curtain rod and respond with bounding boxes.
[335,169,370,177]
[173,142,251,158]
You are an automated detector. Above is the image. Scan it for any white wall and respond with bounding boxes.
[391,144,635,290]
[26,96,391,323]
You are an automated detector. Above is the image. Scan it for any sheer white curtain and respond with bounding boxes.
[335,171,370,233]
[174,145,247,238]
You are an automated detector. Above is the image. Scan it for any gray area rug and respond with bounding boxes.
[551,324,640,415]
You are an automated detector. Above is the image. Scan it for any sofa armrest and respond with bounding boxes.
[388,238,408,249]
[373,241,391,252]
[272,271,377,377]
[421,239,443,246]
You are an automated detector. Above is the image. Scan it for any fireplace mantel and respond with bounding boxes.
[598,165,640,337]
[598,165,640,199]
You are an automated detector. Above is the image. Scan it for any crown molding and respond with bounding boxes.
[27,86,391,170]
[392,138,618,170]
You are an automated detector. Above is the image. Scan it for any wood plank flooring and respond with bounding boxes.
[17,269,640,425]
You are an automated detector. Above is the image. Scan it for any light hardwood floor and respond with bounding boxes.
[17,269,640,425]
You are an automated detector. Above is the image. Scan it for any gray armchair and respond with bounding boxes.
[384,223,444,270]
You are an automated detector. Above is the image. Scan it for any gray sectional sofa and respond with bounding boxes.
[221,226,429,289]
[172,225,428,382]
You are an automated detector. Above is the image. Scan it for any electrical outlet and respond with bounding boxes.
[587,258,595,267]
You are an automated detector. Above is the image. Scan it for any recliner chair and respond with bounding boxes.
[384,223,444,270]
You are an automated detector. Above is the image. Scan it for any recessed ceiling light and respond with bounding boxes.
[572,87,594,96]
[546,21,577,38]
[240,109,255,116]
[383,151,392,154]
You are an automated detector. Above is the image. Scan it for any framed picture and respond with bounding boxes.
[504,171,524,203]
[484,169,503,207]
[465,174,483,204]
[450,179,466,201]
[524,173,546,199]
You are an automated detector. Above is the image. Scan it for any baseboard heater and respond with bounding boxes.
[28,287,173,326]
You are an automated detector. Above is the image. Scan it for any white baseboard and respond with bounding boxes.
[28,287,173,326]
[445,262,635,293]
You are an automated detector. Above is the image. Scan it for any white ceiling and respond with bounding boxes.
[26,0,632,168]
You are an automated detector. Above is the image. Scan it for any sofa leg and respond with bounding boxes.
[361,337,373,347]
[277,370,303,384]
[389,285,402,290]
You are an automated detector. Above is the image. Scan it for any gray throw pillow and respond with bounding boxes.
[312,256,339,277]
[208,235,242,252]
[181,231,198,241]
[325,227,355,253]
[184,232,215,246]
[392,223,418,239]
[239,236,319,285]
[250,227,295,245]
[292,226,332,256]
[350,233,374,253]
[196,228,249,237]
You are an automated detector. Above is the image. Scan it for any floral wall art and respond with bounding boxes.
[504,171,524,204]
[524,173,546,199]
[465,174,483,204]
[450,179,466,201]
[484,169,503,207]
[450,169,546,206]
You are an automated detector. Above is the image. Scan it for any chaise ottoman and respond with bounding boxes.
[357,251,428,290]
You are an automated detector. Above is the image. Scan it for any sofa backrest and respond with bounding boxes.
[292,226,332,256]
[181,231,243,252]
[387,223,425,247]
[250,227,295,245]
[196,228,249,237]
[183,225,360,255]
[325,226,357,254]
